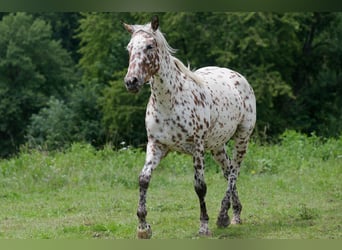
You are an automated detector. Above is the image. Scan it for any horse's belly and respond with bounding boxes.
[150,130,196,154]
[204,122,238,150]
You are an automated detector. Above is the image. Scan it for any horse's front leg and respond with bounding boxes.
[137,142,167,239]
[193,143,211,236]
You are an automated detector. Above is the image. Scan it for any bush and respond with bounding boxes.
[26,83,105,151]
[0,13,76,156]
[99,70,150,147]
[26,97,74,150]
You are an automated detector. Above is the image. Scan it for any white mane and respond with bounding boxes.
[172,57,204,85]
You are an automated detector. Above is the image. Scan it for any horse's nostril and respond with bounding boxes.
[132,77,138,85]
[125,77,140,93]
[125,77,138,87]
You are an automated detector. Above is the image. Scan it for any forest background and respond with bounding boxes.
[0,12,341,157]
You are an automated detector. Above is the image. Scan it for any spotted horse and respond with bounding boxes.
[123,16,256,239]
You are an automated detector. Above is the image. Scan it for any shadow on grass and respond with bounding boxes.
[210,215,321,239]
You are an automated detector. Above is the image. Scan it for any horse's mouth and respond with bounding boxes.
[125,84,142,93]
[124,76,145,93]
[127,87,140,93]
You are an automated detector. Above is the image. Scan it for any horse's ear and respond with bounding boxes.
[151,15,159,31]
[122,20,134,34]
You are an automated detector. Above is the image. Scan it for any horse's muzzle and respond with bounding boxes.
[124,76,141,93]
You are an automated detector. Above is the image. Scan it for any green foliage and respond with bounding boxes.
[0,12,76,157]
[99,70,150,146]
[68,82,106,147]
[0,142,145,193]
[26,83,105,151]
[26,97,75,150]
[0,12,341,156]
[76,12,148,147]
[33,12,82,62]
[298,203,319,221]
[77,12,131,84]
[161,13,342,138]
[288,13,342,137]
[242,130,342,175]
[77,12,342,147]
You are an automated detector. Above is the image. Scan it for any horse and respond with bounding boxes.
[123,16,256,239]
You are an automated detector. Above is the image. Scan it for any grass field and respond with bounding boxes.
[0,131,341,239]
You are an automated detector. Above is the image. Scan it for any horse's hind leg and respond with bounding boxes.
[211,146,232,228]
[212,131,251,227]
[230,129,252,224]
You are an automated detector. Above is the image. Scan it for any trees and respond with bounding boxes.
[77,12,132,84]
[289,13,342,137]
[99,70,150,146]
[76,13,152,147]
[163,13,293,135]
[26,84,105,151]
[0,12,341,156]
[160,12,342,138]
[0,13,76,156]
[32,12,82,63]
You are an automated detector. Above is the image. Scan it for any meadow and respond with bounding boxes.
[0,130,341,239]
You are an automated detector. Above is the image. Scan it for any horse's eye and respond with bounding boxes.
[146,44,154,50]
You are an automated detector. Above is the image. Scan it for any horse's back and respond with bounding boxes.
[195,66,254,101]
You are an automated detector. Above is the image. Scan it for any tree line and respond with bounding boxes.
[0,12,341,157]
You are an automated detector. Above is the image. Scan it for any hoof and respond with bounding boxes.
[198,228,212,237]
[137,224,152,239]
[231,216,242,225]
[216,214,230,228]
[198,221,211,237]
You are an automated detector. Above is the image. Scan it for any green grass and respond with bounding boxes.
[0,131,341,239]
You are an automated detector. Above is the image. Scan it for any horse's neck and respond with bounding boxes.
[150,56,181,108]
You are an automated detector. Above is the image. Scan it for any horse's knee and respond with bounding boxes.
[137,208,147,219]
[194,172,209,222]
[194,180,207,198]
[194,170,207,197]
[139,173,150,189]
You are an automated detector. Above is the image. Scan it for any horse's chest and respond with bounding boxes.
[145,98,208,153]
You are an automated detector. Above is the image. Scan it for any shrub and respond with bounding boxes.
[26,97,75,150]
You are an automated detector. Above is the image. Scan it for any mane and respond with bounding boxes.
[132,23,203,86]
[172,57,204,86]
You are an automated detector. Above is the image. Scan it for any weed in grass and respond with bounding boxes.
[298,203,319,221]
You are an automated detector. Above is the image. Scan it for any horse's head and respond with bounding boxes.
[123,16,160,93]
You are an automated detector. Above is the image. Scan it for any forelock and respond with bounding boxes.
[131,23,177,55]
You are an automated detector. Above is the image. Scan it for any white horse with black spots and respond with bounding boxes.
[123,16,256,239]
